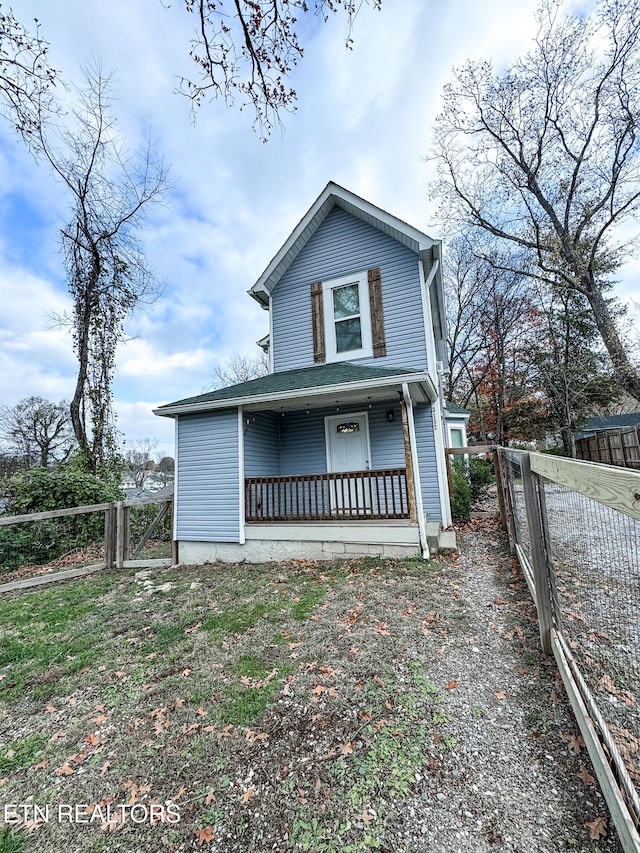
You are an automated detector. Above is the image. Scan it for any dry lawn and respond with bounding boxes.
[0,534,620,852]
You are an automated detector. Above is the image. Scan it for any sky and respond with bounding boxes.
[0,0,637,461]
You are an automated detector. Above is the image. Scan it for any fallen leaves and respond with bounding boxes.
[446,681,460,690]
[560,732,584,754]
[196,825,215,845]
[585,816,607,840]
[577,765,596,785]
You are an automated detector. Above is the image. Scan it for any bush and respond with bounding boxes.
[0,467,123,573]
[467,457,495,502]
[450,458,471,521]
[2,466,122,516]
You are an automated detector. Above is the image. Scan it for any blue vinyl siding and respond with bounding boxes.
[271,207,428,374]
[278,400,405,475]
[244,411,280,477]
[176,410,240,542]
[279,408,327,475]
[413,403,442,523]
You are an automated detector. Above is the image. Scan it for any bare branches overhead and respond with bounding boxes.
[431,0,640,400]
[179,0,381,135]
[0,5,58,139]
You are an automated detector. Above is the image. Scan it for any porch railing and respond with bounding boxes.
[244,468,410,522]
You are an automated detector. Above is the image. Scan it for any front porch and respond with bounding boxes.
[244,467,411,522]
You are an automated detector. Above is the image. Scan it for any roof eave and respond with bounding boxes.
[154,370,437,418]
[248,182,438,304]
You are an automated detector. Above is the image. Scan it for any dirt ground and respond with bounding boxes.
[0,523,624,852]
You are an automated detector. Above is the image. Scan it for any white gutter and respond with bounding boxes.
[155,371,437,417]
[402,382,429,560]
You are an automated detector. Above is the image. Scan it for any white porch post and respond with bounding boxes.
[402,383,429,559]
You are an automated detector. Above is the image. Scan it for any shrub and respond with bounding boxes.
[449,458,471,521]
[467,457,495,502]
[2,466,122,516]
[0,467,123,573]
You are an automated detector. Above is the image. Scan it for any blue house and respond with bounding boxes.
[155,183,456,562]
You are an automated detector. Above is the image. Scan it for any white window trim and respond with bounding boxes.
[447,423,467,449]
[322,271,373,363]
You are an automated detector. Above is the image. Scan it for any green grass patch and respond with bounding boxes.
[202,603,270,634]
[290,585,326,621]
[0,733,47,775]
[0,829,25,853]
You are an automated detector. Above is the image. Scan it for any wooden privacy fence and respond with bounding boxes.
[244,468,410,522]
[495,448,640,852]
[0,495,175,577]
[576,426,640,469]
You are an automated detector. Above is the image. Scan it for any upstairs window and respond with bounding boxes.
[311,268,386,364]
[323,272,371,362]
[332,281,363,353]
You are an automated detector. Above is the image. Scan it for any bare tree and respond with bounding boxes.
[210,351,269,388]
[444,236,497,406]
[124,437,159,490]
[531,287,621,455]
[0,396,75,468]
[432,0,640,401]
[179,0,381,135]
[11,66,170,476]
[0,5,58,138]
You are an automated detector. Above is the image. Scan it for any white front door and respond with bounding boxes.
[325,413,371,512]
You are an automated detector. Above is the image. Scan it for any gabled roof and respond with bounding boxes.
[576,412,640,436]
[248,182,440,307]
[155,362,436,417]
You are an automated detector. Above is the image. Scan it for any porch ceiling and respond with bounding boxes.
[243,378,429,413]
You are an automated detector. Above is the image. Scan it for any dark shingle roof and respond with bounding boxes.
[444,401,470,415]
[579,413,640,433]
[156,362,423,412]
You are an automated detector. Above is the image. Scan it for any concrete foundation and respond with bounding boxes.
[178,537,421,564]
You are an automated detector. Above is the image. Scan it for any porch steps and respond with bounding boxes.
[425,522,457,553]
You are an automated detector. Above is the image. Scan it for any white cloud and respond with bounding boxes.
[1,0,637,461]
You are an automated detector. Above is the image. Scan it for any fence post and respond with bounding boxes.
[116,501,125,570]
[123,505,131,562]
[520,453,553,656]
[496,448,517,555]
[104,504,117,569]
[492,447,507,533]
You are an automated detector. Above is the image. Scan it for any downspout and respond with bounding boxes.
[238,406,245,545]
[402,383,429,559]
[172,416,179,565]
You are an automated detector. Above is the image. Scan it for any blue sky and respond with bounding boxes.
[1,0,637,459]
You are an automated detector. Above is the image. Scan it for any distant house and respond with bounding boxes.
[443,402,470,449]
[575,412,640,441]
[155,182,461,562]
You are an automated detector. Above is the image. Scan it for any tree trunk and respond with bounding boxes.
[584,280,640,402]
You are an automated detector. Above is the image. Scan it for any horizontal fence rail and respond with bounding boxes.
[245,468,409,522]
[0,496,175,579]
[496,447,640,852]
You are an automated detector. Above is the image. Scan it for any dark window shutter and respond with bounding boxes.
[368,267,386,357]
[311,281,325,363]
